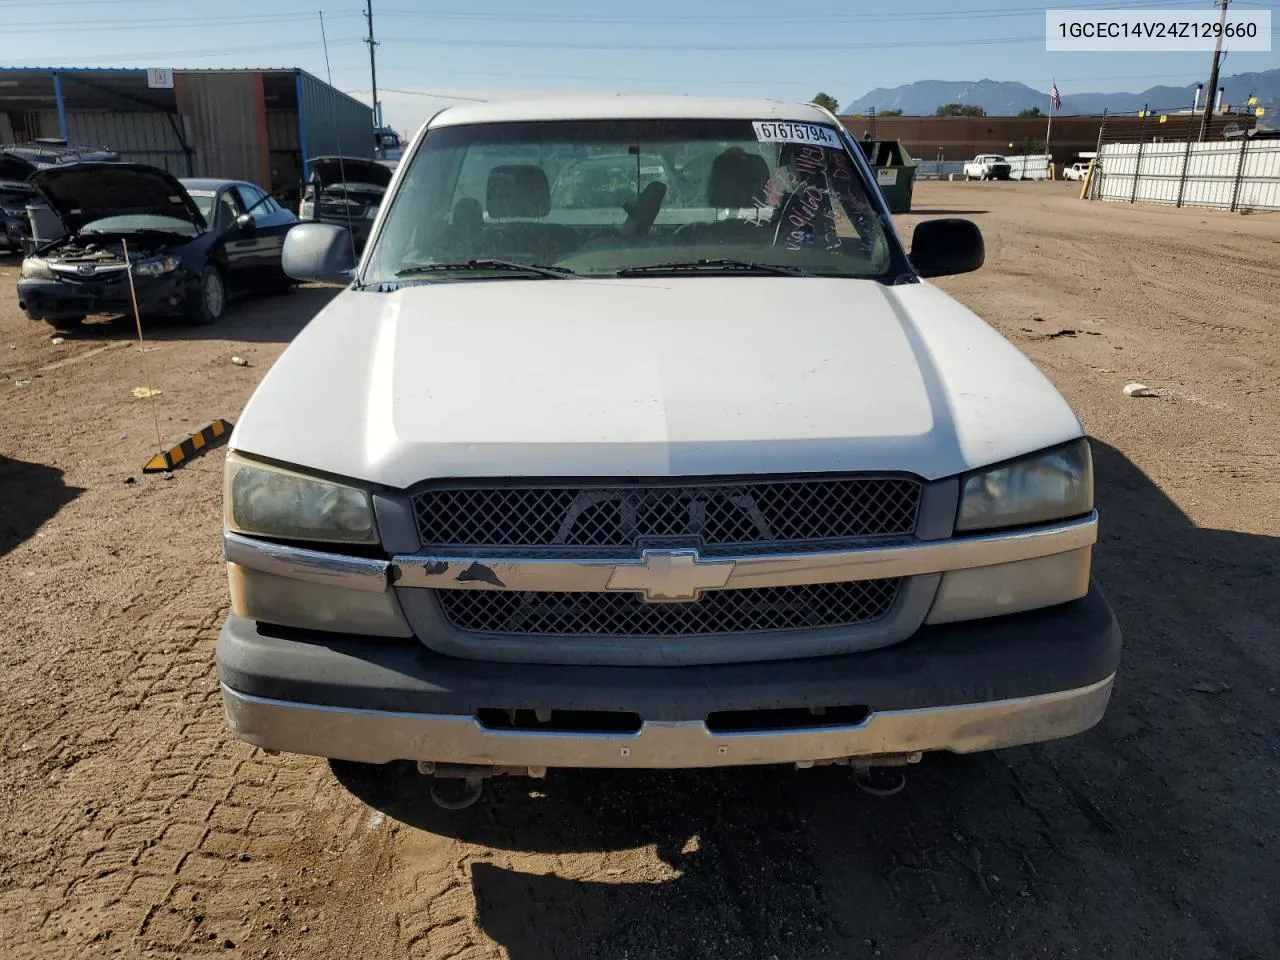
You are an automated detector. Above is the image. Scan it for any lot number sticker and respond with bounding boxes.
[753,121,843,149]
[877,168,898,186]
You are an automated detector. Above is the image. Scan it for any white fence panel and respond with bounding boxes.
[915,160,966,180]
[1007,154,1050,180]
[1094,137,1280,212]
[1237,143,1280,211]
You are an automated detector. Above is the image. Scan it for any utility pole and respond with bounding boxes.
[1198,0,1229,142]
[366,0,378,152]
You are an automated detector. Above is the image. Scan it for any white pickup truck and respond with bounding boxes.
[216,96,1120,806]
[963,154,1013,181]
[1063,162,1091,181]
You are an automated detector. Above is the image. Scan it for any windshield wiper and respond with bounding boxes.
[615,258,811,278]
[395,258,575,279]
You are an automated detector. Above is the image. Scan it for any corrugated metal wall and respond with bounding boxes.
[265,109,302,200]
[175,72,265,183]
[29,109,189,174]
[267,110,299,151]
[296,70,374,172]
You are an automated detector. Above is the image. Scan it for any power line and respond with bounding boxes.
[375,0,1209,24]
[4,11,363,32]
[0,0,1210,27]
[0,39,364,67]
[382,34,1050,52]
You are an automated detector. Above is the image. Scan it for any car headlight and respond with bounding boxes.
[133,256,180,277]
[224,452,378,545]
[956,439,1093,532]
[19,257,54,280]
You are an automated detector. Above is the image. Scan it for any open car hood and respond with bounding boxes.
[30,161,207,234]
[307,156,393,188]
[0,152,38,183]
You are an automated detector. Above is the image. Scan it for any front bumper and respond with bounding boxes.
[17,271,194,321]
[216,584,1121,769]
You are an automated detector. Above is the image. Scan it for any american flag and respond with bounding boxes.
[1050,82,1062,112]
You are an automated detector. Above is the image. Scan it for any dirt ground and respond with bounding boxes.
[1,180,1278,960]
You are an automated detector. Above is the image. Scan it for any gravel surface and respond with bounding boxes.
[1,181,1277,960]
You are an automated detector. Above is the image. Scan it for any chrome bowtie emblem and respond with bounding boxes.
[606,548,735,603]
[77,264,97,276]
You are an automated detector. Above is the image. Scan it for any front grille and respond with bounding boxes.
[436,579,901,637]
[413,476,921,554]
[319,202,366,219]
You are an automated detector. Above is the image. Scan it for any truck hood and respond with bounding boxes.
[231,277,1084,488]
[30,161,206,234]
[307,156,393,188]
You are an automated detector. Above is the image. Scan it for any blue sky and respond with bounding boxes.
[1,0,1275,132]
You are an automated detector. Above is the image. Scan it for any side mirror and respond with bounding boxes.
[234,213,255,232]
[282,222,357,284]
[909,218,985,278]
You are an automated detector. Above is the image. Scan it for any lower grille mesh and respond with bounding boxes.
[437,579,901,638]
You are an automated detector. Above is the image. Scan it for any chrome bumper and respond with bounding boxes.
[220,673,1114,769]
[224,513,1099,597]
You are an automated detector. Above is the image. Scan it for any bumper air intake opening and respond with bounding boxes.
[475,708,644,734]
[705,705,871,734]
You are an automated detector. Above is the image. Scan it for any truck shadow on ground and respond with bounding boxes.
[0,456,83,557]
[40,283,340,345]
[332,440,1280,960]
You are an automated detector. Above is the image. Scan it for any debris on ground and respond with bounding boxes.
[231,356,250,366]
[14,378,31,387]
[50,336,65,345]
[132,386,162,399]
[1192,680,1231,695]
[1123,382,1159,398]
[1047,329,1078,339]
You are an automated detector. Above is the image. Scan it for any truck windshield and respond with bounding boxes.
[363,118,905,282]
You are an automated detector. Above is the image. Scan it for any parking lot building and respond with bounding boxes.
[0,67,374,200]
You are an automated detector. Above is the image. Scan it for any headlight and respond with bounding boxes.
[133,256,180,277]
[224,452,378,545]
[956,439,1093,532]
[20,257,53,280]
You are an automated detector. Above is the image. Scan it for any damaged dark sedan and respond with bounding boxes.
[17,162,296,327]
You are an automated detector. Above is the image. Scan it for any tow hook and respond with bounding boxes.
[795,751,922,797]
[417,762,548,810]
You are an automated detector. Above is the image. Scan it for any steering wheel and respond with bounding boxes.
[621,181,667,238]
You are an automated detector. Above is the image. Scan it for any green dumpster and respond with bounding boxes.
[854,138,918,213]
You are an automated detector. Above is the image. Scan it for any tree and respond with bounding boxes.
[1018,107,1044,118]
[935,103,986,117]
[879,109,904,117]
[811,93,839,114]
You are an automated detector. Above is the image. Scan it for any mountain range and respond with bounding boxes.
[842,68,1280,117]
